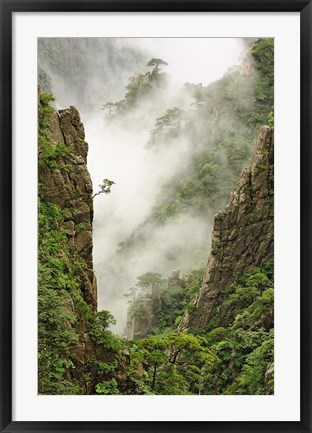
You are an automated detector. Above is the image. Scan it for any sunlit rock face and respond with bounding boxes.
[183,126,274,330]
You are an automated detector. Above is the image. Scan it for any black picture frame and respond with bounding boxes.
[1,1,311,432]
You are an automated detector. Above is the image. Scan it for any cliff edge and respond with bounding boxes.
[183,126,274,330]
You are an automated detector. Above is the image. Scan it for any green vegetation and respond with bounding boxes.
[38,197,83,394]
[147,107,185,149]
[200,259,274,394]
[38,37,274,396]
[250,38,274,125]
[39,150,274,395]
[102,57,168,118]
[116,38,274,263]
[38,67,52,93]
[126,269,204,335]
[38,38,146,109]
[125,259,274,395]
[92,178,115,199]
[133,332,218,395]
[89,311,122,352]
[38,93,81,394]
[149,38,274,217]
[38,93,73,169]
[38,93,124,394]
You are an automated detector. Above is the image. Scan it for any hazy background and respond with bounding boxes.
[39,38,248,334]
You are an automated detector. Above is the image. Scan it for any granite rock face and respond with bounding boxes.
[183,126,274,330]
[39,103,99,393]
[39,106,97,309]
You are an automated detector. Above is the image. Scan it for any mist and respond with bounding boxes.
[39,37,253,335]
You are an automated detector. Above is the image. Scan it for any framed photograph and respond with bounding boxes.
[1,1,311,432]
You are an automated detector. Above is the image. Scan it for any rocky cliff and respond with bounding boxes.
[126,286,162,340]
[38,93,100,394]
[126,270,185,340]
[39,104,97,310]
[183,126,274,330]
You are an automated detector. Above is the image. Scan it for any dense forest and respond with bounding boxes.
[38,37,274,395]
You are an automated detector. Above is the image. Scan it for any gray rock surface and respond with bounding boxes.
[182,126,274,330]
[39,106,97,309]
